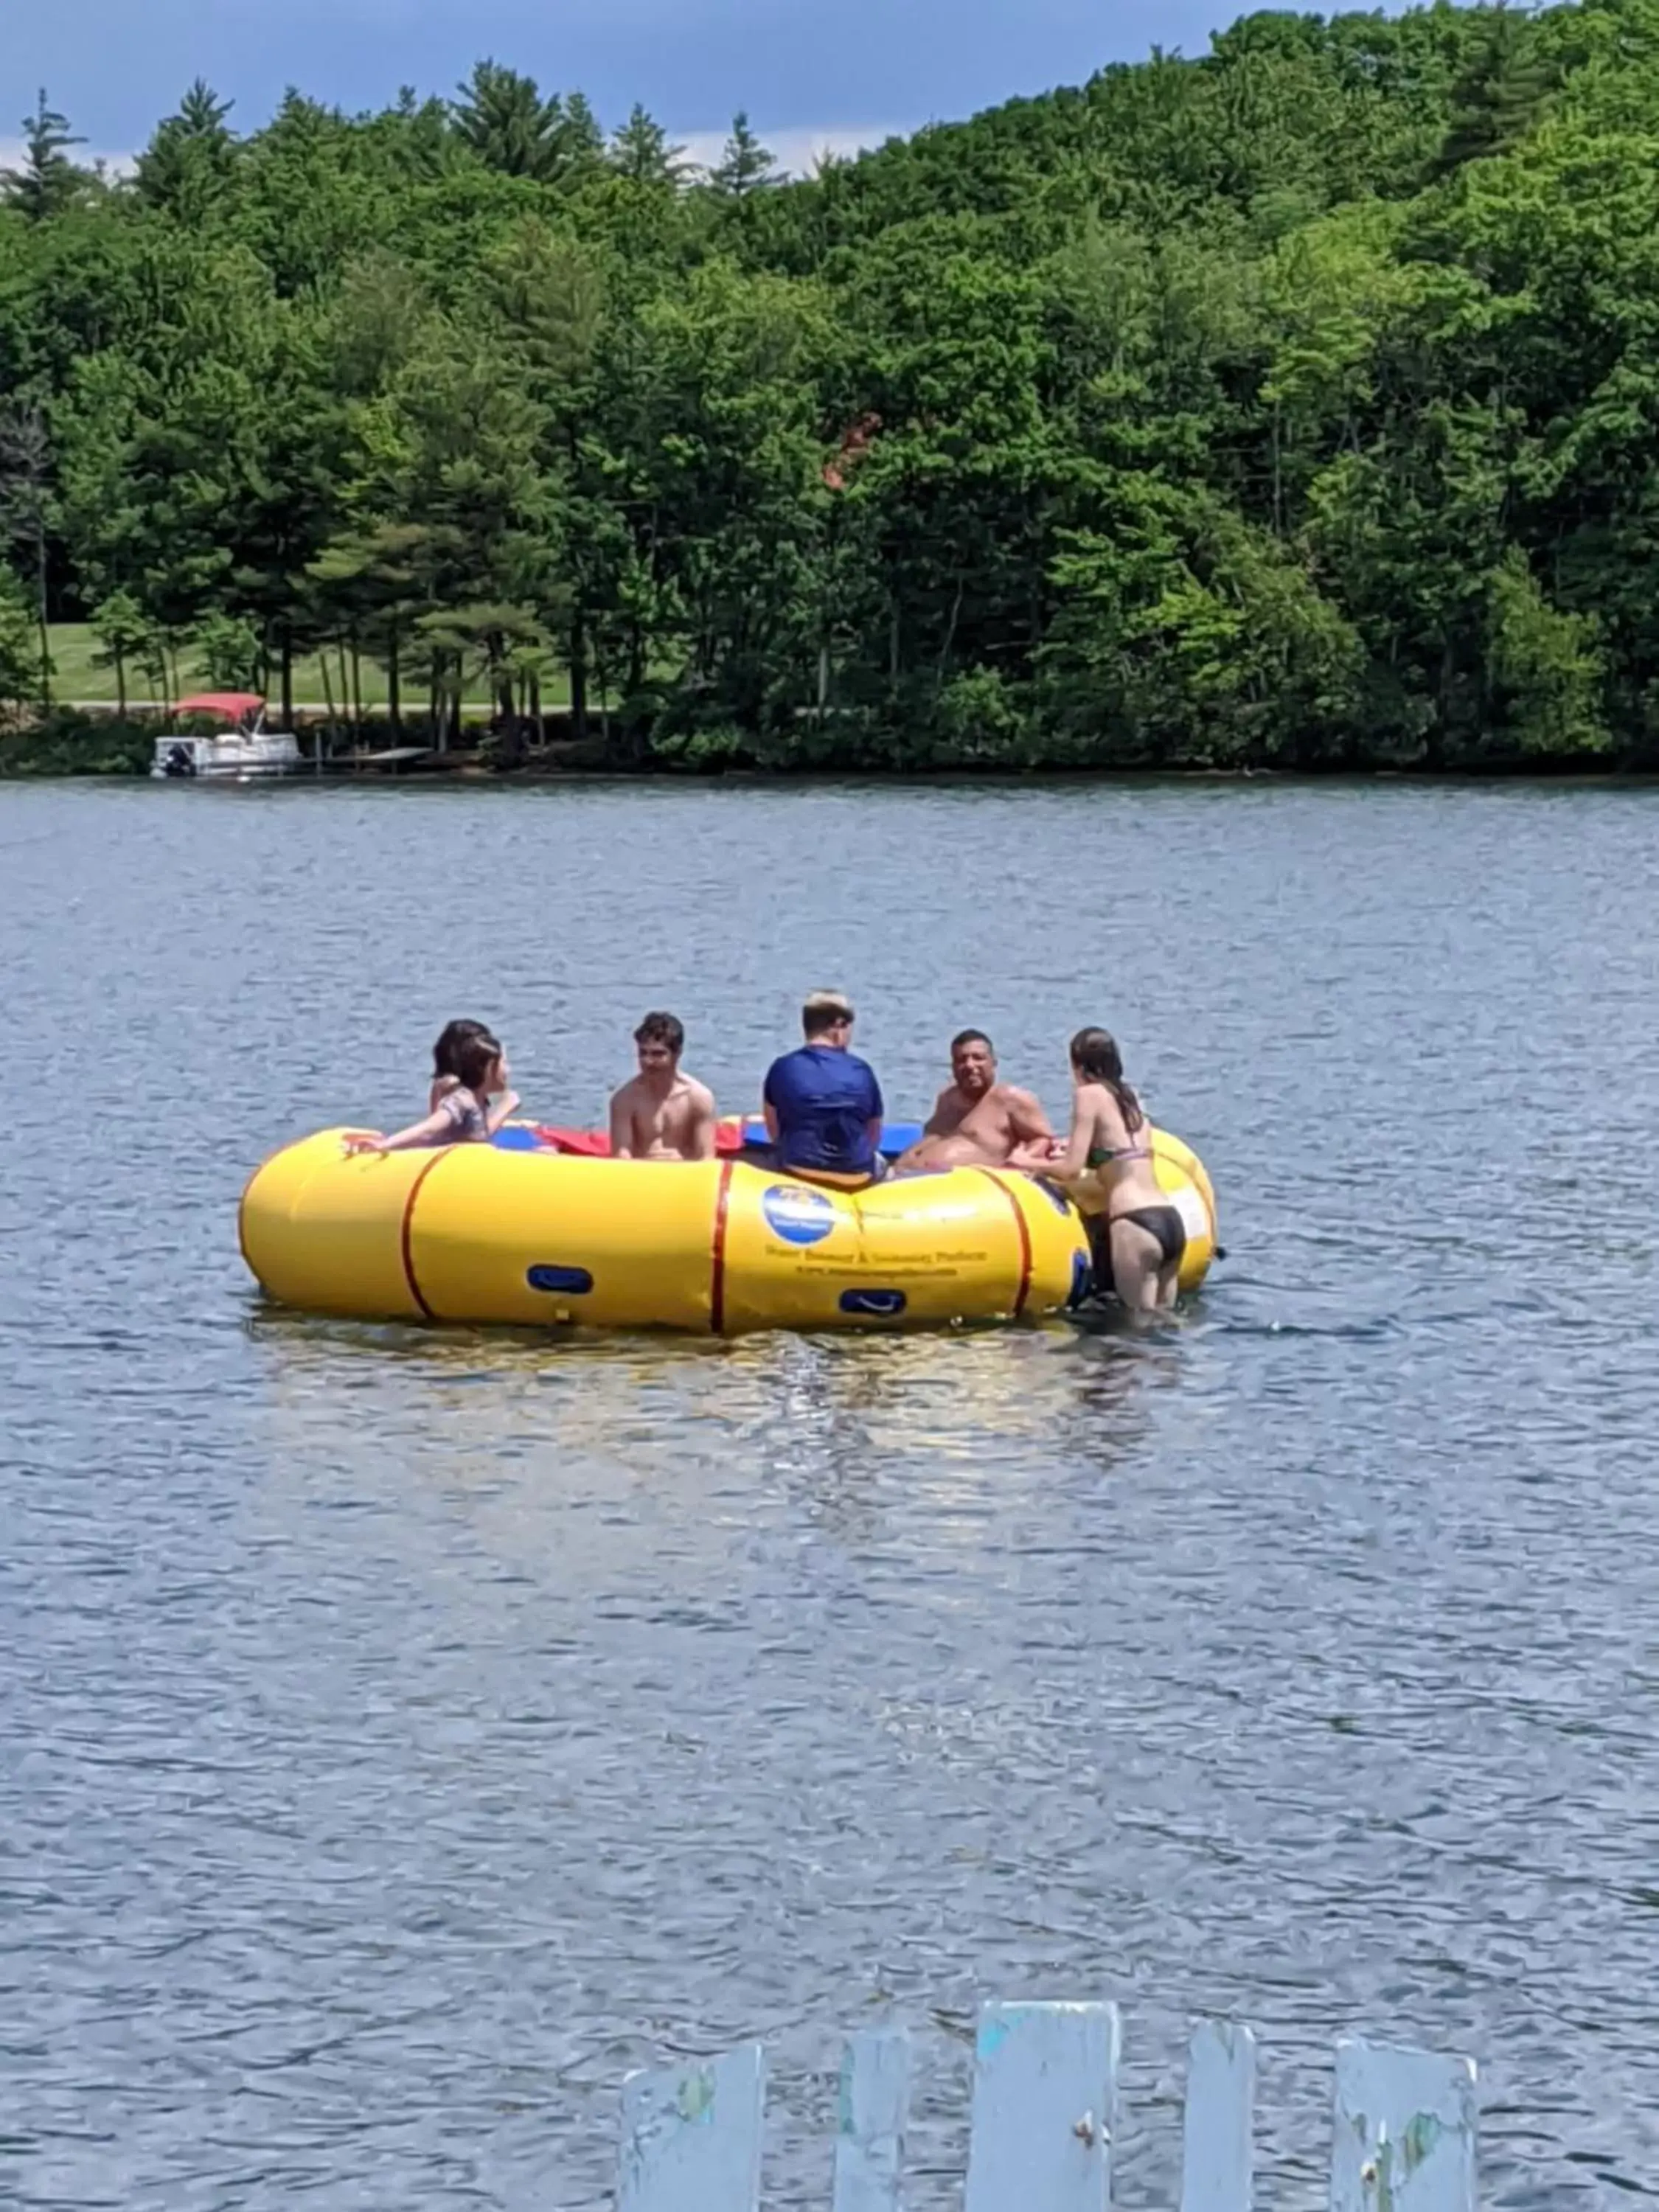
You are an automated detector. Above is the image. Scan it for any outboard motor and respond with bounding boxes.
[161,742,197,779]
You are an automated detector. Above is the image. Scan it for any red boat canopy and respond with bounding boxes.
[174,692,265,719]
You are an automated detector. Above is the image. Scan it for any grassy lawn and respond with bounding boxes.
[46,625,574,711]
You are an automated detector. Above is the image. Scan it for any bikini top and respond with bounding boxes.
[1086,1134,1153,1169]
[434,1085,489,1143]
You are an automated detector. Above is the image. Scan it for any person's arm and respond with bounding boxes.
[865,1068,884,1152]
[922,1086,953,1138]
[687,1085,718,1163]
[485,1088,522,1135]
[346,1105,453,1155]
[762,1061,781,1147]
[1004,1088,1058,1170]
[1044,1088,1097,1181]
[608,1085,635,1160]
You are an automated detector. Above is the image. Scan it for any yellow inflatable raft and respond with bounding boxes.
[239,1127,1217,1335]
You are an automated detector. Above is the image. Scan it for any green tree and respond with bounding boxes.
[136,81,239,221]
[1036,454,1366,766]
[306,522,435,737]
[88,588,158,717]
[470,218,608,736]
[0,403,55,706]
[1,91,87,220]
[609,104,691,186]
[451,63,602,184]
[14,0,1659,775]
[0,566,39,711]
[1485,546,1609,757]
[347,325,558,739]
[708,112,782,197]
[194,610,263,689]
[1430,6,1561,178]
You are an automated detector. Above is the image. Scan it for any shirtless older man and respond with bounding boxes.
[608,1011,717,1161]
[898,1029,1054,1170]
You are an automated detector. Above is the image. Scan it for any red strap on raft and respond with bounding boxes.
[533,1118,749,1158]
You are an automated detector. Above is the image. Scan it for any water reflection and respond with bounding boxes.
[247,1309,1169,1578]
[4,780,1659,2211]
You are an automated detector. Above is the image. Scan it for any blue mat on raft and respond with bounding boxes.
[491,1120,928,1156]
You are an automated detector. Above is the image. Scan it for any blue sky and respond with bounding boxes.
[7,0,1300,171]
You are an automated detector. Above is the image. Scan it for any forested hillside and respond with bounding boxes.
[4,1,1659,771]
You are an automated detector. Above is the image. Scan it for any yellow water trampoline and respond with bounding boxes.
[238,1118,1218,1335]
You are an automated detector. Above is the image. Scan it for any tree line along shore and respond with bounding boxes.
[4,1,1659,779]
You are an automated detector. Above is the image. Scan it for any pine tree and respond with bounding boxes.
[1430,7,1559,179]
[1,89,87,220]
[164,79,231,141]
[135,80,237,215]
[452,62,600,185]
[454,62,563,177]
[709,111,782,198]
[0,405,54,706]
[0,566,39,713]
[561,92,605,169]
[610,102,691,186]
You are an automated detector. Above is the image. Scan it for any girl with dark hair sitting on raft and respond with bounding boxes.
[346,1028,520,1155]
[1044,1028,1186,1313]
[429,1017,493,1114]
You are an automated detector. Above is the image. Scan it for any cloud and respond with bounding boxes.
[678,121,909,180]
[0,137,137,177]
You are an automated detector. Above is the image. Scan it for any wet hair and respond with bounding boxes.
[634,1010,685,1056]
[449,1029,503,1095]
[1069,1026,1144,1135]
[950,1029,994,1057]
[434,1018,491,1080]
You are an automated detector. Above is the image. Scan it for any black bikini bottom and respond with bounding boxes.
[1113,1205,1186,1268]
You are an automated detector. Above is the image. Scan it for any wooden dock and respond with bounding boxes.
[616,2000,1476,2211]
[321,745,433,774]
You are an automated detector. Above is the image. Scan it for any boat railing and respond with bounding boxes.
[613,1997,1476,2210]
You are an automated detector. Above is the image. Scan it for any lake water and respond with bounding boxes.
[2,778,1657,2209]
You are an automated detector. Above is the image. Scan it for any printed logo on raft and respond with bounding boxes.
[761,1183,837,1247]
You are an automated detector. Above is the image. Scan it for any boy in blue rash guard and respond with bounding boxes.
[762,990,885,1189]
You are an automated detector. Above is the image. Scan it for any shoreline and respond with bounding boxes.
[8,705,1657,787]
[6,749,1658,791]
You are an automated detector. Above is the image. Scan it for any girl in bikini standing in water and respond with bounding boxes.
[1044,1028,1186,1312]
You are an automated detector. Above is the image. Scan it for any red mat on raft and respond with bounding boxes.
[533,1122,750,1157]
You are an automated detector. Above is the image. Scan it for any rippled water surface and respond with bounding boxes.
[4,779,1658,2208]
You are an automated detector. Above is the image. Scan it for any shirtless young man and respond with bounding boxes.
[608,1012,717,1161]
[898,1030,1055,1170]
